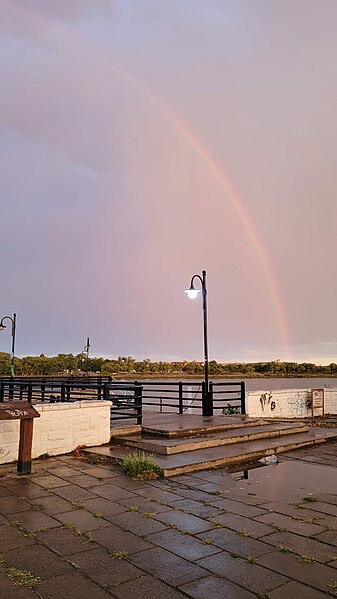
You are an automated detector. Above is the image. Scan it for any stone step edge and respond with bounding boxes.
[115,424,308,455]
[141,418,269,438]
[160,437,329,477]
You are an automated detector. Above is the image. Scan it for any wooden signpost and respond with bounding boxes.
[311,389,324,418]
[0,401,40,474]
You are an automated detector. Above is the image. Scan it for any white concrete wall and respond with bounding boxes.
[246,388,337,418]
[0,401,112,465]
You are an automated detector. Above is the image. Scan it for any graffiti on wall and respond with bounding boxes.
[260,392,276,411]
[287,393,307,417]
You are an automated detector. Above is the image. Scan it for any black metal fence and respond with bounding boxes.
[0,376,245,424]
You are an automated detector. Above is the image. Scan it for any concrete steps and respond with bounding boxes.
[113,422,308,455]
[82,414,337,477]
[86,428,337,477]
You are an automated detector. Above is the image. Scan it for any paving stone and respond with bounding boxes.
[148,527,221,560]
[32,474,71,489]
[179,574,255,598]
[205,512,274,538]
[135,486,187,504]
[171,498,223,519]
[0,567,37,598]
[108,510,168,535]
[258,551,337,594]
[315,529,337,546]
[262,530,337,563]
[74,465,119,479]
[198,552,289,593]
[197,527,274,558]
[258,500,324,518]
[107,475,148,491]
[54,509,112,532]
[36,571,114,599]
[36,526,97,556]
[207,496,267,518]
[153,510,213,534]
[52,484,98,502]
[59,473,108,488]
[268,580,333,598]
[303,501,337,517]
[0,523,34,551]
[129,546,209,586]
[12,510,60,532]
[0,485,15,498]
[89,482,137,501]
[156,487,213,503]
[110,574,188,598]
[68,546,145,587]
[0,496,32,515]
[255,512,327,536]
[83,496,128,517]
[43,465,82,478]
[4,544,73,579]
[91,523,153,554]
[29,493,75,515]
[117,496,172,514]
[7,482,50,500]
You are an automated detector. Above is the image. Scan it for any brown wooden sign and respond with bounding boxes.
[311,389,324,417]
[0,401,40,421]
[0,401,40,475]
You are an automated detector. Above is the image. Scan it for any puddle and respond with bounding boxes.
[229,460,337,502]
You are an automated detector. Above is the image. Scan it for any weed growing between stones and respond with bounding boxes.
[119,451,163,480]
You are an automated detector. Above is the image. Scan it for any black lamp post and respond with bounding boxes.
[185,270,212,417]
[0,313,17,377]
[82,337,90,374]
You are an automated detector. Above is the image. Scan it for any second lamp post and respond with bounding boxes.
[0,313,17,377]
[185,270,212,416]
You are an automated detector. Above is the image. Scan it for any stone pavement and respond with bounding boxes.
[1,442,337,597]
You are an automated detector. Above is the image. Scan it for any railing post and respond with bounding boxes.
[103,382,110,401]
[41,378,45,402]
[135,384,143,425]
[208,381,214,416]
[61,383,65,402]
[66,383,71,402]
[9,379,14,401]
[27,382,32,404]
[240,381,246,414]
[0,379,4,402]
[97,376,102,400]
[178,381,183,414]
[201,381,206,416]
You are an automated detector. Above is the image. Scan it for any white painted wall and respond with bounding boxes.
[246,388,337,418]
[0,401,112,465]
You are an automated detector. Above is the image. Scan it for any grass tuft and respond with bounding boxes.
[119,451,163,480]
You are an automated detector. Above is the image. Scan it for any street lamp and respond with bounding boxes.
[185,270,211,417]
[82,337,90,375]
[0,313,17,377]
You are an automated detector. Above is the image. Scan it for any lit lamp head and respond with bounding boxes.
[184,285,200,300]
[0,323,6,331]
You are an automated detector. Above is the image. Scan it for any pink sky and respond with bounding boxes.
[1,0,337,364]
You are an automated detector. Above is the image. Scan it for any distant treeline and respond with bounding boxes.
[0,352,337,377]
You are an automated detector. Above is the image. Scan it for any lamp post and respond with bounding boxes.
[0,313,17,377]
[185,271,212,417]
[82,337,90,375]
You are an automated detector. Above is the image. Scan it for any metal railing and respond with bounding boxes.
[0,376,246,423]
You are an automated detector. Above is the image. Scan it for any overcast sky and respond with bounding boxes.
[1,0,337,364]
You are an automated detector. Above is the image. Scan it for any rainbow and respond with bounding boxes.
[2,1,290,353]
